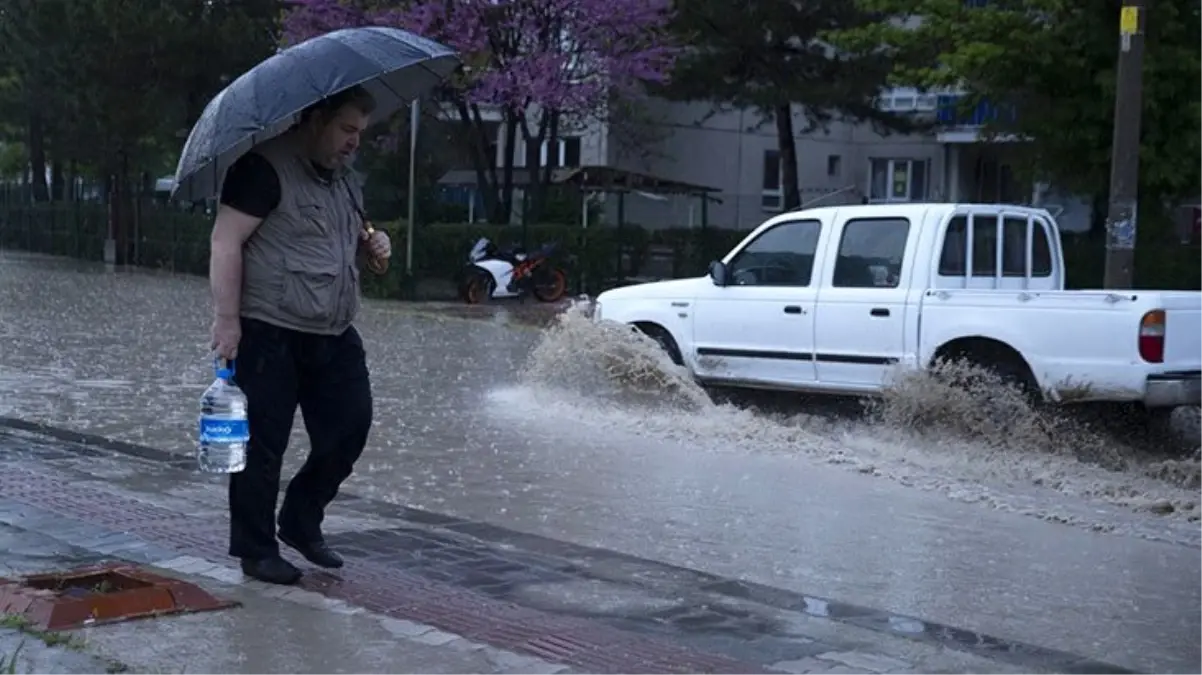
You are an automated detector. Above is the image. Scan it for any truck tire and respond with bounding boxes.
[633,322,683,366]
[1079,403,1198,456]
[933,339,1042,406]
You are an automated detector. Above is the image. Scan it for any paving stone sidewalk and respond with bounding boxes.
[0,421,1134,674]
[0,521,576,675]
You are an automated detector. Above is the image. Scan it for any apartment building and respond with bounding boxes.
[440,87,1095,232]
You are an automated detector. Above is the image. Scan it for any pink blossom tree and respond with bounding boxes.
[282,0,677,223]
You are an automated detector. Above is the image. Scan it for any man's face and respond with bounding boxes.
[311,105,369,169]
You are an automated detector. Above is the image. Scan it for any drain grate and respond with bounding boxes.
[0,562,238,630]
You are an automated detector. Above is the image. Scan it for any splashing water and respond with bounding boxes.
[523,305,712,412]
[512,305,1201,543]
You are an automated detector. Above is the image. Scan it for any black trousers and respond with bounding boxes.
[228,317,373,559]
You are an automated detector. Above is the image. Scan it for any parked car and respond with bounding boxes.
[593,203,1201,418]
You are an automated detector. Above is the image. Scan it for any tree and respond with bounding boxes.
[664,0,923,210]
[0,0,279,264]
[0,0,279,194]
[283,0,678,224]
[828,0,1201,225]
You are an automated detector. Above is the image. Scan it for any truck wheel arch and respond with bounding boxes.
[930,336,1043,401]
[632,322,684,366]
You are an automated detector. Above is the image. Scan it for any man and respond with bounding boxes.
[208,85,391,585]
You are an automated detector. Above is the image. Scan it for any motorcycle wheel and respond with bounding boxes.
[463,272,494,305]
[532,268,568,303]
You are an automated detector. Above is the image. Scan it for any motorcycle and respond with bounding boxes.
[457,237,569,304]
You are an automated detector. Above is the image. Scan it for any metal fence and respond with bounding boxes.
[7,183,1193,297]
[0,194,750,299]
[0,200,214,274]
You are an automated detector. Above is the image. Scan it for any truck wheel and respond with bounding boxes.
[633,323,683,366]
[934,347,1042,407]
[1080,403,1198,455]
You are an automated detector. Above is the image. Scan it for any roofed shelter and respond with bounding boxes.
[436,165,722,229]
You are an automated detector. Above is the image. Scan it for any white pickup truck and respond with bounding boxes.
[593,203,1201,413]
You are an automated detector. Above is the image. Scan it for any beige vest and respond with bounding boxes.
[239,134,364,335]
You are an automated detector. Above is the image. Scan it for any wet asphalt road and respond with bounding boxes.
[0,250,1198,673]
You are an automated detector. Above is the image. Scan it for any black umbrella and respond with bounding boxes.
[171,26,459,202]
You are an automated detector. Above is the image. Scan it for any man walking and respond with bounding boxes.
[208,86,390,585]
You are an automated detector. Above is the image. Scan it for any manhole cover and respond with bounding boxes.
[0,562,238,630]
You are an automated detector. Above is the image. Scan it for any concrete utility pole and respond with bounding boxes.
[1102,0,1147,289]
[406,99,419,274]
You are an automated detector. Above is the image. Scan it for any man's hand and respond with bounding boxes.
[211,316,241,360]
[362,229,392,261]
[360,229,391,274]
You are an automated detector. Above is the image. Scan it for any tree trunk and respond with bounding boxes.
[456,99,499,224]
[497,112,520,225]
[529,110,559,226]
[774,104,801,210]
[50,152,64,202]
[27,111,50,203]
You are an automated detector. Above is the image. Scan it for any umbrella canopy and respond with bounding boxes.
[172,26,459,202]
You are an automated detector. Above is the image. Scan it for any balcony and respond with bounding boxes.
[935,94,1021,143]
[936,94,1016,126]
[877,87,941,114]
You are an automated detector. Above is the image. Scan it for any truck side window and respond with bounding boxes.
[971,218,998,275]
[939,217,967,275]
[727,219,821,287]
[1033,224,1052,276]
[1007,217,1053,277]
[940,215,1052,277]
[833,217,911,288]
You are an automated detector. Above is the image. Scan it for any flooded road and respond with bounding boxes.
[0,250,1198,673]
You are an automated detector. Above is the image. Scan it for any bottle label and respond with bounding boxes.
[199,417,250,443]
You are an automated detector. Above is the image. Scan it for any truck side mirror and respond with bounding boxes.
[708,260,728,287]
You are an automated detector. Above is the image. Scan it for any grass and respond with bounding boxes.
[0,642,22,674]
[0,614,85,651]
[0,614,130,674]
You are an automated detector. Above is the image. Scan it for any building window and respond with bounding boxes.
[762,149,782,211]
[877,88,940,113]
[562,137,581,167]
[827,155,842,177]
[868,159,928,202]
[518,136,583,168]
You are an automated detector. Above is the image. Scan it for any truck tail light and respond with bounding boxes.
[1138,310,1165,363]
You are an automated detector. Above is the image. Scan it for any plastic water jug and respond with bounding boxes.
[197,358,249,473]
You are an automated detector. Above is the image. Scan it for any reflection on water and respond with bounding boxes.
[0,251,536,474]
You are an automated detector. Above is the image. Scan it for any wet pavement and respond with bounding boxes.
[0,428,1124,673]
[0,249,1200,674]
[0,511,575,675]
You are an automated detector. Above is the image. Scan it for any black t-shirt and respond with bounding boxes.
[219,152,338,219]
[220,153,281,219]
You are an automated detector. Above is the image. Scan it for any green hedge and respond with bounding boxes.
[0,203,745,298]
[358,220,747,299]
[1,203,1197,299]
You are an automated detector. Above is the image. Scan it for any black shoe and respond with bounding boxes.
[240,556,302,585]
[278,532,344,569]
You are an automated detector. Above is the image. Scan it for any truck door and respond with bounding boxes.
[812,213,917,390]
[690,218,823,387]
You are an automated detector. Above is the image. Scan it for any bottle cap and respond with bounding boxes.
[214,358,236,380]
